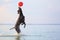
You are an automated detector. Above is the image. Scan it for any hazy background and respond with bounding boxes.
[0,0,60,24]
[0,1,60,40]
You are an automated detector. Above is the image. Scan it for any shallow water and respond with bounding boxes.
[0,24,60,40]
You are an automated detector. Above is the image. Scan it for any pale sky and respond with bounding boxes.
[0,0,60,24]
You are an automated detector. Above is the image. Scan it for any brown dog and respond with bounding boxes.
[10,7,26,34]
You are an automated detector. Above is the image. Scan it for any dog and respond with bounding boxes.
[10,7,26,34]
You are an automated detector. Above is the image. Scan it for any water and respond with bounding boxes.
[0,24,60,40]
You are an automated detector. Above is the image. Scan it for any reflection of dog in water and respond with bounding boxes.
[10,7,26,34]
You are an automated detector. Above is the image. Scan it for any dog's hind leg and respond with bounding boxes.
[15,26,21,34]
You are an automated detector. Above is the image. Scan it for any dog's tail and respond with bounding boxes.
[10,27,15,30]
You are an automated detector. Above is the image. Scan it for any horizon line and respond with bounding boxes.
[0,23,60,25]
